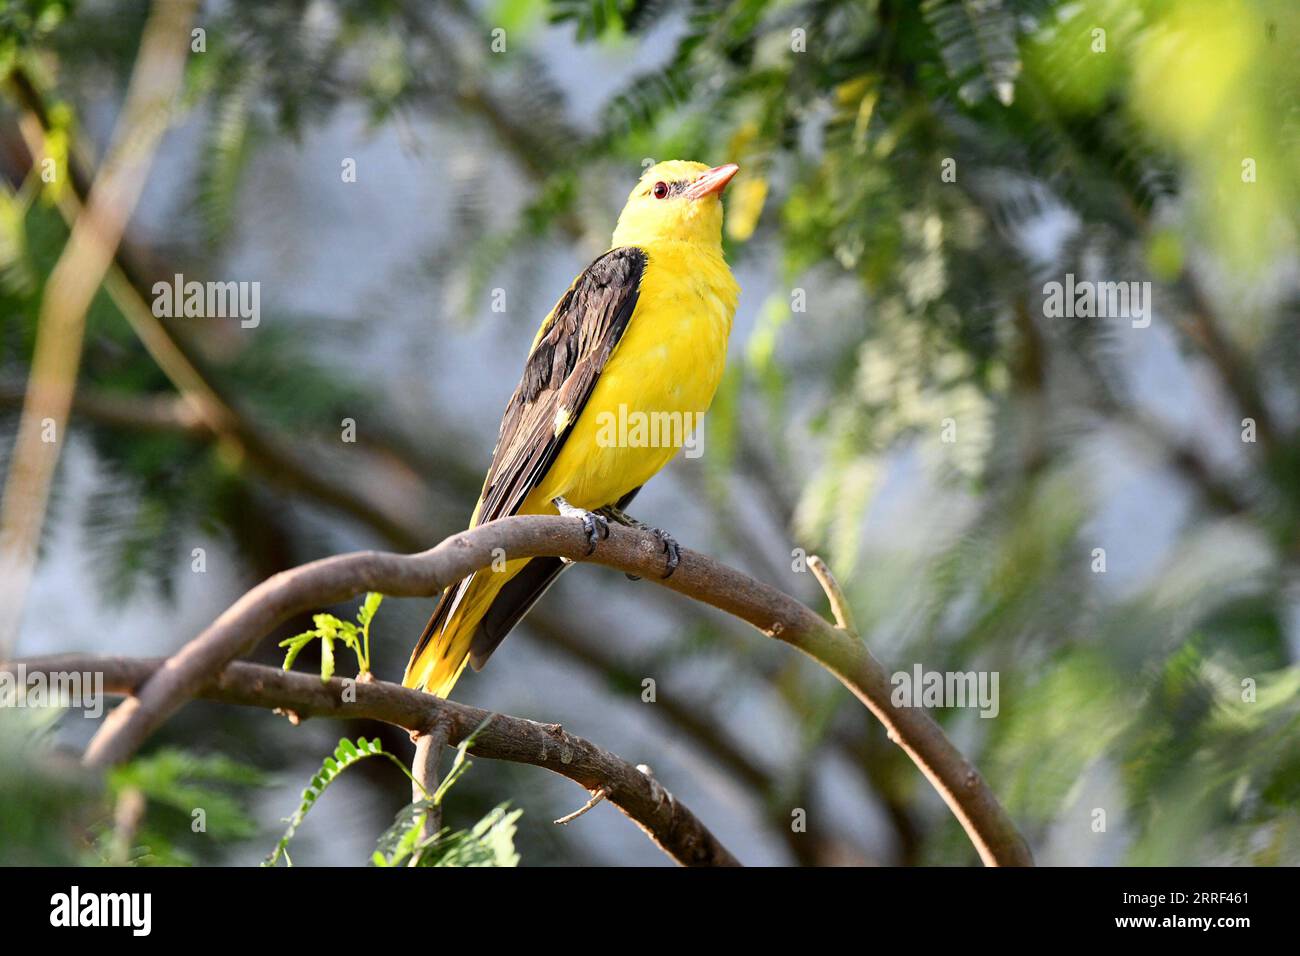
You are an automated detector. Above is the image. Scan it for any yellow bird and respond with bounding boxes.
[404,160,741,698]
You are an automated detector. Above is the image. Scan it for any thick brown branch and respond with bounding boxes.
[80,515,1033,866]
[524,614,838,865]
[5,656,737,867]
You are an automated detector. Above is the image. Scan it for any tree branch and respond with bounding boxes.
[4,655,737,867]
[78,515,1033,866]
[410,724,447,841]
[524,613,850,865]
[6,55,872,864]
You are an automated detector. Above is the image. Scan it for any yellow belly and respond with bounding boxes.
[528,240,738,513]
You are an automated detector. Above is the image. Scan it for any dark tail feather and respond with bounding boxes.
[466,485,643,671]
[468,557,567,670]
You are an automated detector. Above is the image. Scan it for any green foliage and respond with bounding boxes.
[549,0,684,42]
[921,0,1022,106]
[986,648,1127,823]
[280,592,384,681]
[264,736,399,867]
[390,804,523,867]
[372,798,523,867]
[109,748,265,835]
[372,719,521,867]
[0,707,94,866]
[104,749,267,865]
[266,725,521,868]
[0,0,69,65]
[193,68,261,249]
[0,703,266,867]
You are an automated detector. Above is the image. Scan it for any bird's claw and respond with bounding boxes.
[653,528,680,578]
[624,527,680,580]
[593,503,678,577]
[555,496,608,556]
[580,512,610,555]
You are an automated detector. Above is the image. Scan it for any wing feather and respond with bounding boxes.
[477,246,646,524]
[405,247,646,673]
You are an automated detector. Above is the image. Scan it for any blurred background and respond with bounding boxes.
[1,0,1298,866]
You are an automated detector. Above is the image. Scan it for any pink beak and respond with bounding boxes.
[683,163,740,200]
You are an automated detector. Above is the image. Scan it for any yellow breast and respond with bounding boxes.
[532,240,739,511]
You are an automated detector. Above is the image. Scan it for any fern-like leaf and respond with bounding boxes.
[263,736,404,867]
[922,0,1022,106]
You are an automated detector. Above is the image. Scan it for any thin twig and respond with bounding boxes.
[554,787,609,825]
[808,555,858,634]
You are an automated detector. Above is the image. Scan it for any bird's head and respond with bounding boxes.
[610,160,739,249]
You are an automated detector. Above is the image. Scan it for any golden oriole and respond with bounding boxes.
[404,160,740,697]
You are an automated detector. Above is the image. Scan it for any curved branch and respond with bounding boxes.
[80,515,1033,866]
[524,614,845,865]
[6,655,737,867]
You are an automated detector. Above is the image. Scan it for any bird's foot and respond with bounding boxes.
[596,504,640,529]
[553,496,609,556]
[654,528,681,579]
[595,505,680,579]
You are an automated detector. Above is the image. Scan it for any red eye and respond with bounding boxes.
[652,181,669,199]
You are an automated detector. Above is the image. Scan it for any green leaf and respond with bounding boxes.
[424,805,523,867]
[264,737,410,867]
[278,633,313,671]
[358,592,384,628]
[277,595,386,680]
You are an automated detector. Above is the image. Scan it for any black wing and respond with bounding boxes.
[409,247,647,671]
[476,246,647,525]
